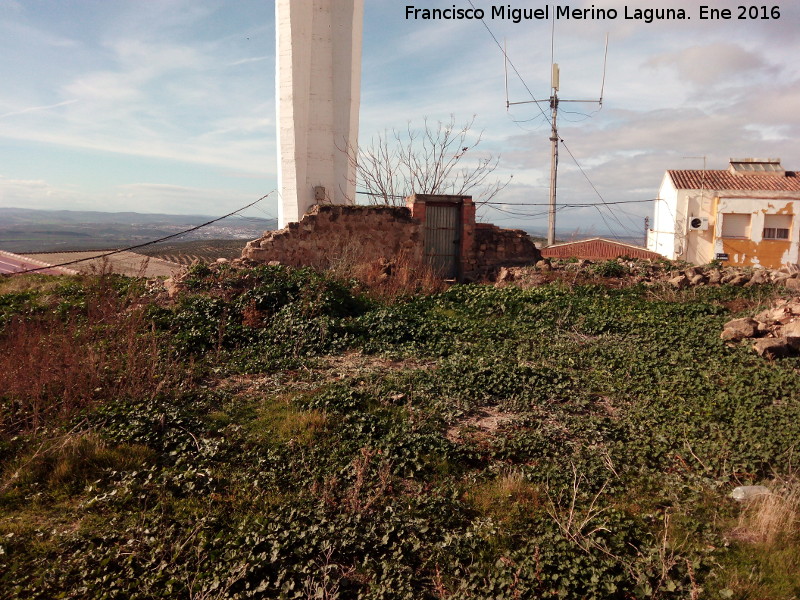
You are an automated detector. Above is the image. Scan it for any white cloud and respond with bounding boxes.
[0,175,93,211]
[0,99,78,120]
[647,42,779,88]
[229,55,271,66]
[0,19,80,48]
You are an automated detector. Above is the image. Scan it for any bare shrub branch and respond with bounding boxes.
[345,115,509,206]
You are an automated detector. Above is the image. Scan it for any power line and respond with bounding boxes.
[485,204,562,219]
[559,139,642,238]
[247,203,278,221]
[483,198,654,207]
[356,190,405,199]
[356,195,652,220]
[6,192,274,276]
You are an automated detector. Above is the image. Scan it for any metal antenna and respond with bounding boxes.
[683,155,707,171]
[504,38,510,110]
[599,34,609,106]
[507,34,609,246]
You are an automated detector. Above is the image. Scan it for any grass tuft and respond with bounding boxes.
[467,470,542,523]
[1,431,154,499]
[720,478,800,598]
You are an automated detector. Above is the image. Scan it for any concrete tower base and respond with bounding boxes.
[276,0,364,227]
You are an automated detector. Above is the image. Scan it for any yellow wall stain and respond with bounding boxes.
[718,238,791,269]
[712,201,796,268]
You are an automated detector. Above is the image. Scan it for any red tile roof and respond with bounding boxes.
[668,170,800,192]
[541,238,662,260]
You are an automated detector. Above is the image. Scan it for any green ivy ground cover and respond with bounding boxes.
[1,266,798,599]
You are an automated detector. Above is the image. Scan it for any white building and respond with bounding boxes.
[647,158,800,268]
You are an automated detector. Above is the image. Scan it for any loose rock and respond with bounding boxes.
[785,278,800,292]
[730,485,770,502]
[753,337,792,359]
[669,275,689,289]
[721,318,759,341]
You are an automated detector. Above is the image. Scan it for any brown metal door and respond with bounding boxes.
[424,204,460,278]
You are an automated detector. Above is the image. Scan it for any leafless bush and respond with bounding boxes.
[316,447,393,516]
[359,251,447,301]
[345,115,509,206]
[545,463,613,557]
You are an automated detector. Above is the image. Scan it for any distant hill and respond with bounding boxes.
[0,207,276,253]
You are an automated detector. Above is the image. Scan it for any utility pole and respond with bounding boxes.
[505,37,607,246]
[547,65,559,247]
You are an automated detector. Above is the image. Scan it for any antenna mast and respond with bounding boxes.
[506,34,609,246]
[548,64,560,247]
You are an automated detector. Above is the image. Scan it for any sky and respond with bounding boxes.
[0,0,798,241]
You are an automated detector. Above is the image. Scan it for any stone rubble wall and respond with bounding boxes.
[243,204,542,279]
[663,264,800,289]
[464,224,542,280]
[721,297,800,358]
[494,257,800,289]
[242,205,423,269]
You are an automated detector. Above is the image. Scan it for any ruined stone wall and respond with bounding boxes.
[242,204,422,269]
[467,223,542,279]
[243,201,541,280]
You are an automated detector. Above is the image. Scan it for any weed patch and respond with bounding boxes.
[1,268,799,598]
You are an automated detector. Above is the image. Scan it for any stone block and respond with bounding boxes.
[669,275,689,289]
[753,337,793,358]
[730,485,770,501]
[721,317,759,341]
[689,273,707,286]
[783,320,800,339]
[744,269,769,286]
[784,278,800,292]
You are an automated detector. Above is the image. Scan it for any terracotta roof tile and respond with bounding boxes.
[668,170,800,192]
[541,238,662,260]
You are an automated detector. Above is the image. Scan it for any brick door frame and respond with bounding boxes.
[406,194,476,281]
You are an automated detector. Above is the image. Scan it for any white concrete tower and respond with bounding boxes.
[276,0,364,228]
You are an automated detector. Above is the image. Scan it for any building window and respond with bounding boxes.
[721,213,751,239]
[763,214,792,240]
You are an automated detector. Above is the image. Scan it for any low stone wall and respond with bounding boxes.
[721,296,800,358]
[464,224,541,279]
[243,203,542,280]
[242,204,423,269]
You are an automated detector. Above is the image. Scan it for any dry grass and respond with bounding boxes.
[274,407,328,446]
[0,273,67,296]
[234,392,330,449]
[0,275,191,436]
[720,478,800,598]
[466,470,542,523]
[731,479,799,546]
[323,240,446,301]
[359,251,446,300]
